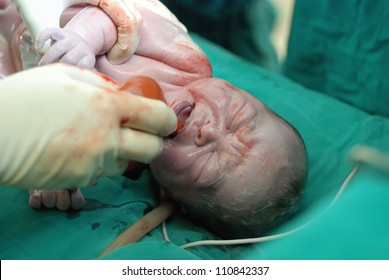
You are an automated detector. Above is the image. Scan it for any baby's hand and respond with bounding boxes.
[37,28,96,69]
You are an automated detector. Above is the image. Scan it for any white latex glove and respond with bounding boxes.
[0,63,177,189]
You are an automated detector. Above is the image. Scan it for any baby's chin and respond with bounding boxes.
[149,147,193,189]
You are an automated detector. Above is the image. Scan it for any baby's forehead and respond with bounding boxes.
[189,78,269,111]
[190,78,287,141]
[192,78,258,97]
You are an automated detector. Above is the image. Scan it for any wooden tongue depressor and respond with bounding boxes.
[99,199,177,257]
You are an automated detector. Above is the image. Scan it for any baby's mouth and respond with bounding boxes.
[170,101,195,136]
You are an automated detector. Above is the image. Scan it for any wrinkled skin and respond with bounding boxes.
[150,78,294,221]
[1,1,298,226]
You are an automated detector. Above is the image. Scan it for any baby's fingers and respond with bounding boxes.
[118,128,164,163]
[76,55,96,69]
[36,28,64,49]
[39,41,69,65]
[61,50,96,69]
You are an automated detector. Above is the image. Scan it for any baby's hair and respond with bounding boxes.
[181,107,308,239]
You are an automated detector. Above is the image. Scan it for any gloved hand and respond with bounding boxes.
[0,63,177,189]
[37,28,96,69]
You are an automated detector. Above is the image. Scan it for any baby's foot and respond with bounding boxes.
[29,188,85,211]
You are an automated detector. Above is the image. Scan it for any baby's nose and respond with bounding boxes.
[195,120,222,146]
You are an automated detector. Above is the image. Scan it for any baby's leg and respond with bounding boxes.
[29,188,85,211]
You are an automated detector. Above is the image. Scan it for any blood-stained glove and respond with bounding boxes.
[0,63,177,189]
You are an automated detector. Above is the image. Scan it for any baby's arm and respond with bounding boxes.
[37,6,118,69]
[136,4,211,79]
[95,3,212,90]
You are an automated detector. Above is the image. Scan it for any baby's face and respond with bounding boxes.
[150,78,293,211]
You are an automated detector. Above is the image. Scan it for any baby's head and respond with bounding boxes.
[150,78,307,239]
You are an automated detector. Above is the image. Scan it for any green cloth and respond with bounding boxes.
[1,35,389,259]
[246,170,389,259]
[284,0,389,117]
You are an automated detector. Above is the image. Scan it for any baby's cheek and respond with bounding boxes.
[149,161,173,188]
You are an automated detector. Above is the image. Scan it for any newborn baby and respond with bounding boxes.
[1,0,307,238]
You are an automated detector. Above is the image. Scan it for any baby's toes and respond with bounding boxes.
[69,188,85,210]
[41,190,57,208]
[55,189,71,211]
[28,190,42,209]
[28,190,57,209]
